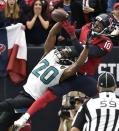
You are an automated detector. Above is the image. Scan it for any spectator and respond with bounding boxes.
[111,2,119,21]
[25,0,49,46]
[95,0,107,14]
[108,2,119,45]
[0,0,25,28]
[107,0,117,13]
[17,0,33,14]
[71,72,118,131]
[0,0,5,11]
[83,0,107,22]
[47,0,62,22]
[48,0,85,29]
[19,0,33,6]
[82,0,95,23]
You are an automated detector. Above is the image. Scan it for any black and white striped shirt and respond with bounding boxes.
[72,92,119,131]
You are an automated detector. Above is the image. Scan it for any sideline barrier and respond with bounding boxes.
[0,47,119,131]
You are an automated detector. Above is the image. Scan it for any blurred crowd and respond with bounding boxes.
[0,0,119,47]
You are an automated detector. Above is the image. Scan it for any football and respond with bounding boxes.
[51,8,69,22]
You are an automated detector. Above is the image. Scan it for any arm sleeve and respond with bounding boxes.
[71,38,106,57]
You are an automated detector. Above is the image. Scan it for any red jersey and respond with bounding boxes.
[79,23,113,76]
[0,1,5,11]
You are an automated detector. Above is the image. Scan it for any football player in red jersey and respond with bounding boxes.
[14,14,113,130]
[77,14,113,76]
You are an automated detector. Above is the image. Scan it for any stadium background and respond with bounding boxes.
[0,46,119,131]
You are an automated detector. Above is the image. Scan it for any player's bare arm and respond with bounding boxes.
[60,47,88,81]
[44,22,62,55]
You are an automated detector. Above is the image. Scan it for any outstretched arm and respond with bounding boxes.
[62,21,109,58]
[44,22,62,55]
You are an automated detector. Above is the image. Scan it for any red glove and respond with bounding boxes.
[62,21,76,36]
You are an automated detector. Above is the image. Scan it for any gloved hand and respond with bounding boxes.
[13,113,30,131]
[62,21,76,36]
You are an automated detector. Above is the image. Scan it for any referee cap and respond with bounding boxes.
[98,72,116,88]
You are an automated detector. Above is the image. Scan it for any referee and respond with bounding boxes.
[71,72,119,131]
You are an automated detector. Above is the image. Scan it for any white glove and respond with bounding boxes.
[13,113,30,131]
[111,26,119,36]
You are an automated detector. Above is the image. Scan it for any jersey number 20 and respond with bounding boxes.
[32,59,59,84]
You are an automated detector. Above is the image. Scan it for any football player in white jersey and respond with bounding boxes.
[23,22,89,100]
[0,22,89,131]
